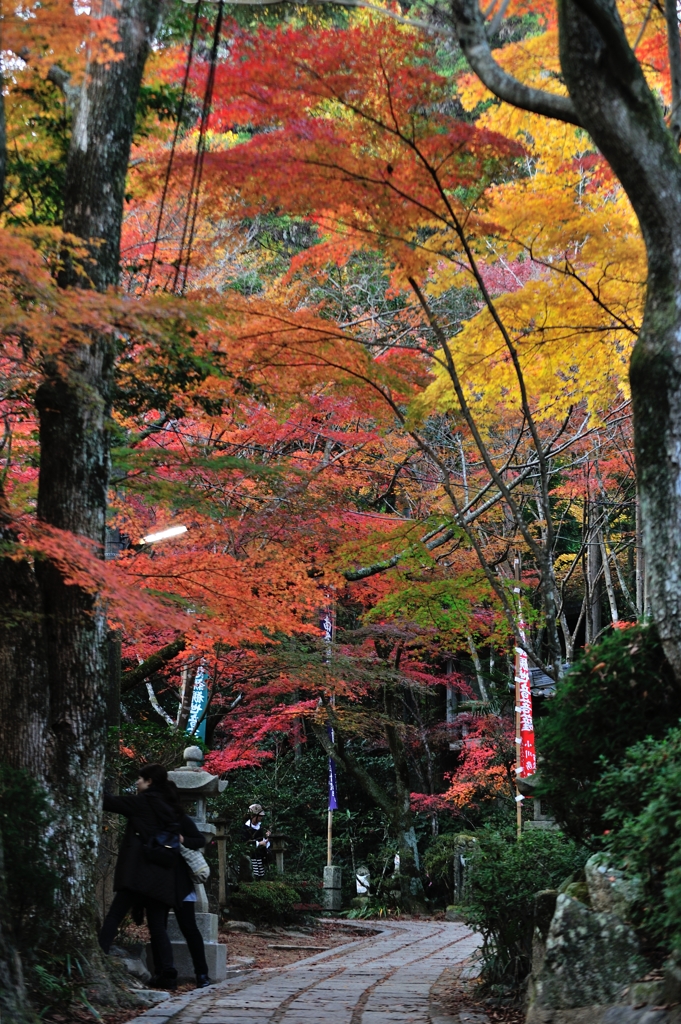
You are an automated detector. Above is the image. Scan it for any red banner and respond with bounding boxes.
[515,631,537,777]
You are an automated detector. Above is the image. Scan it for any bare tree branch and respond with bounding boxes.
[447,0,582,126]
[46,65,81,108]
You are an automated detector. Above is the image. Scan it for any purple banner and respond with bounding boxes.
[328,756,338,810]
[327,725,338,810]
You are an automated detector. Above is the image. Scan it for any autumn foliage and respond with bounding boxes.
[0,0,656,814]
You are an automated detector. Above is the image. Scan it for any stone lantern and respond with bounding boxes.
[268,833,288,875]
[161,745,228,982]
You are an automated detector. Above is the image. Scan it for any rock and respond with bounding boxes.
[585,853,642,922]
[531,890,559,983]
[108,949,151,985]
[224,920,256,933]
[619,980,665,1006]
[120,957,151,983]
[527,1007,670,1024]
[562,881,590,905]
[527,1010,607,1024]
[350,896,369,910]
[602,1008,670,1023]
[133,989,171,1005]
[530,894,646,1010]
[445,905,465,922]
[663,957,681,1004]
[229,955,255,968]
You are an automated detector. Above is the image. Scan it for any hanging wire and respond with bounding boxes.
[142,2,202,296]
[173,0,225,296]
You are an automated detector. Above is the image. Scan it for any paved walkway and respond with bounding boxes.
[134,920,479,1024]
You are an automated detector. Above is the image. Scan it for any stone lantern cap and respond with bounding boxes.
[268,833,288,851]
[167,745,228,796]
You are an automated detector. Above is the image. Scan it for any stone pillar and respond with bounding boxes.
[215,819,227,910]
[322,865,342,911]
[269,833,287,875]
[149,745,229,982]
[166,904,225,983]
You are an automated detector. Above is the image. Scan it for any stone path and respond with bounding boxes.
[133,919,479,1024]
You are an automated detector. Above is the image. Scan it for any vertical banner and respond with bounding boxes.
[515,624,537,777]
[321,601,337,864]
[321,608,333,655]
[321,608,337,808]
[188,664,210,742]
[327,727,338,810]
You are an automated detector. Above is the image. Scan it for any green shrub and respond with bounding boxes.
[229,880,301,923]
[597,724,681,953]
[423,832,478,902]
[346,893,401,919]
[461,826,586,989]
[283,874,323,906]
[536,623,681,842]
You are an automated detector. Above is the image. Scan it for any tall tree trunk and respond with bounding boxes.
[0,0,165,953]
[636,495,645,617]
[31,342,114,945]
[466,632,490,701]
[585,506,601,643]
[62,0,166,291]
[598,529,619,625]
[556,0,681,675]
[0,508,49,777]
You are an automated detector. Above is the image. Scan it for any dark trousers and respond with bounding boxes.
[162,900,209,977]
[99,888,174,974]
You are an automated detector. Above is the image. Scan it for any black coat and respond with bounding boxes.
[104,789,204,906]
[241,820,268,854]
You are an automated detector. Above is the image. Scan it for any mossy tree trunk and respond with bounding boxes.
[0,0,165,957]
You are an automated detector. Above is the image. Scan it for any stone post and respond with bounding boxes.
[215,818,227,910]
[322,865,342,911]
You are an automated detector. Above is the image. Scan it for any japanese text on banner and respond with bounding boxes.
[515,629,536,777]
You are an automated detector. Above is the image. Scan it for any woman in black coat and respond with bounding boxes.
[164,779,212,989]
[99,764,184,988]
[241,803,270,878]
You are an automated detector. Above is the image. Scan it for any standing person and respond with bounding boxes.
[99,764,181,989]
[241,804,270,878]
[165,779,213,989]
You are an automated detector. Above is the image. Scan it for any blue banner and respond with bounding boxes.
[187,665,210,742]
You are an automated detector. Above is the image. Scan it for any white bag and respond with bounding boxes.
[180,844,210,883]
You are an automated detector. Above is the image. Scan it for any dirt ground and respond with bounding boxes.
[432,963,526,1024]
[218,918,371,969]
